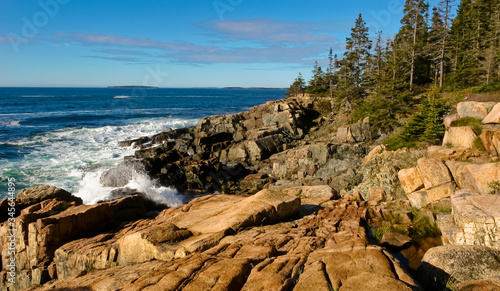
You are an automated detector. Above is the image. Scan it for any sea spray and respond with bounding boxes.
[75,169,185,206]
[0,117,197,199]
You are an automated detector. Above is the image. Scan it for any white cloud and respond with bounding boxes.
[207,18,337,44]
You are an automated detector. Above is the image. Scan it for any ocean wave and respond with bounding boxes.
[0,117,197,202]
[75,169,185,206]
[0,120,21,127]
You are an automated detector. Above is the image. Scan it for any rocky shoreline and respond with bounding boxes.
[1,96,500,290]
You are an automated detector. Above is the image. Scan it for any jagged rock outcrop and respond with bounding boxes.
[0,185,147,290]
[27,193,422,291]
[445,190,500,248]
[110,98,318,194]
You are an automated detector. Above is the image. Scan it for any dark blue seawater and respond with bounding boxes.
[0,87,285,203]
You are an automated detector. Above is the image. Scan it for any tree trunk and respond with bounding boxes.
[410,14,418,91]
[439,0,450,88]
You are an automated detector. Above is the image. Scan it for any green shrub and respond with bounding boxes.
[352,96,399,131]
[46,202,70,216]
[450,117,483,135]
[488,180,500,195]
[384,87,449,151]
[473,137,486,152]
[472,79,500,93]
[433,206,452,214]
[410,207,441,239]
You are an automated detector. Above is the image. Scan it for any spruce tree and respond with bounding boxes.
[338,13,372,100]
[307,61,327,95]
[286,73,306,97]
[395,0,430,90]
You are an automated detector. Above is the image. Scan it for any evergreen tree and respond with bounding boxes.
[307,61,328,95]
[325,48,338,98]
[395,0,430,90]
[438,0,455,87]
[337,13,372,100]
[428,6,445,84]
[286,73,306,97]
[448,0,499,87]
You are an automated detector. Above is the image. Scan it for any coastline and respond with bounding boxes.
[1,94,500,290]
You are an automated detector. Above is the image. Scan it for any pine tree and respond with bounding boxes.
[338,13,372,100]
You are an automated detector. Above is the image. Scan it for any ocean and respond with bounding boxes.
[0,87,285,205]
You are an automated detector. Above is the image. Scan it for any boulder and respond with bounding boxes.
[100,160,147,187]
[417,158,452,189]
[444,113,459,129]
[452,190,500,248]
[457,278,500,291]
[238,173,274,194]
[380,231,412,252]
[427,182,455,203]
[427,146,468,160]
[407,191,428,208]
[0,195,146,288]
[465,163,500,195]
[283,185,339,205]
[169,189,300,234]
[15,185,81,206]
[419,245,500,290]
[480,130,500,157]
[398,167,424,194]
[483,102,500,124]
[445,161,477,190]
[442,126,478,149]
[457,101,495,120]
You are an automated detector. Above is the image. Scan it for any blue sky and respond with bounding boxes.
[0,0,447,87]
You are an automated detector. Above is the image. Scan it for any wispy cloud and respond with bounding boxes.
[55,32,216,53]
[206,18,337,44]
[83,55,142,62]
[0,36,9,43]
[52,18,342,66]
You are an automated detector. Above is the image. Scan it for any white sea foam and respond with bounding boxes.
[75,169,185,206]
[0,120,21,127]
[1,117,197,204]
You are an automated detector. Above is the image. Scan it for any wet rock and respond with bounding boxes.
[100,160,147,187]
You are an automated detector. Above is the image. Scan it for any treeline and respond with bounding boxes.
[288,0,500,110]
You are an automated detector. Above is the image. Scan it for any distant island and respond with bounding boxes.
[222,87,285,90]
[108,86,158,89]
